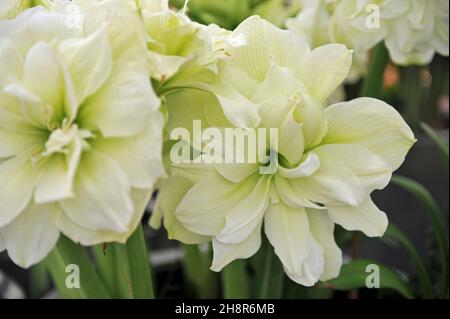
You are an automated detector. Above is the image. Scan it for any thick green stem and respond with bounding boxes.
[258,246,284,299]
[361,43,390,98]
[94,225,155,299]
[183,244,219,298]
[222,260,249,299]
[45,235,110,299]
[125,224,155,298]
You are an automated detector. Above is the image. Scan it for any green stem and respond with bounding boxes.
[255,239,284,299]
[361,43,390,98]
[94,225,155,299]
[391,175,449,298]
[125,224,155,299]
[222,260,249,299]
[45,235,110,299]
[182,244,219,298]
[258,247,273,299]
[403,67,422,130]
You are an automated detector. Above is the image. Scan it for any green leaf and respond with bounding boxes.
[45,235,110,299]
[222,259,250,299]
[421,122,449,170]
[384,224,434,299]
[391,175,449,298]
[324,259,414,299]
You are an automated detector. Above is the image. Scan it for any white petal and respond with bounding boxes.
[323,98,416,170]
[217,176,271,244]
[151,176,209,244]
[176,173,257,236]
[0,155,43,227]
[314,144,392,193]
[327,197,388,237]
[3,202,60,268]
[60,151,134,233]
[308,210,342,281]
[92,119,165,190]
[278,153,320,178]
[211,222,262,272]
[58,27,113,109]
[264,203,324,286]
[215,163,258,183]
[228,16,310,82]
[291,153,365,207]
[78,62,159,137]
[23,41,64,122]
[296,44,352,103]
[55,189,150,245]
[0,110,46,158]
[35,136,83,203]
[274,175,324,209]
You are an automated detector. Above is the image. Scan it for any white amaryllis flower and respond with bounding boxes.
[0,0,164,268]
[330,0,449,66]
[151,16,415,286]
[286,0,369,82]
[0,0,30,20]
[130,0,244,82]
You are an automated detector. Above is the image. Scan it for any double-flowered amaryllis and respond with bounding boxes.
[288,0,449,67]
[151,16,416,286]
[331,0,449,65]
[129,0,244,84]
[0,0,164,268]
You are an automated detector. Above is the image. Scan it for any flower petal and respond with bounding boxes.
[55,189,150,246]
[314,144,392,193]
[0,155,43,227]
[176,173,257,236]
[211,222,262,272]
[151,176,209,244]
[228,16,309,82]
[23,41,64,123]
[2,202,60,268]
[327,197,388,237]
[296,44,352,103]
[264,203,324,286]
[291,153,365,207]
[308,209,342,281]
[58,27,113,110]
[78,62,159,137]
[217,176,271,244]
[60,151,134,233]
[323,98,416,170]
[274,174,324,209]
[92,120,165,190]
[278,153,320,178]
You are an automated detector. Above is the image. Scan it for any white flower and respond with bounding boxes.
[151,17,415,286]
[0,0,164,268]
[331,0,449,66]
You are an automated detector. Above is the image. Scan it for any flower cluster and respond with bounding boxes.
[0,0,421,288]
[287,0,449,68]
[151,16,416,286]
